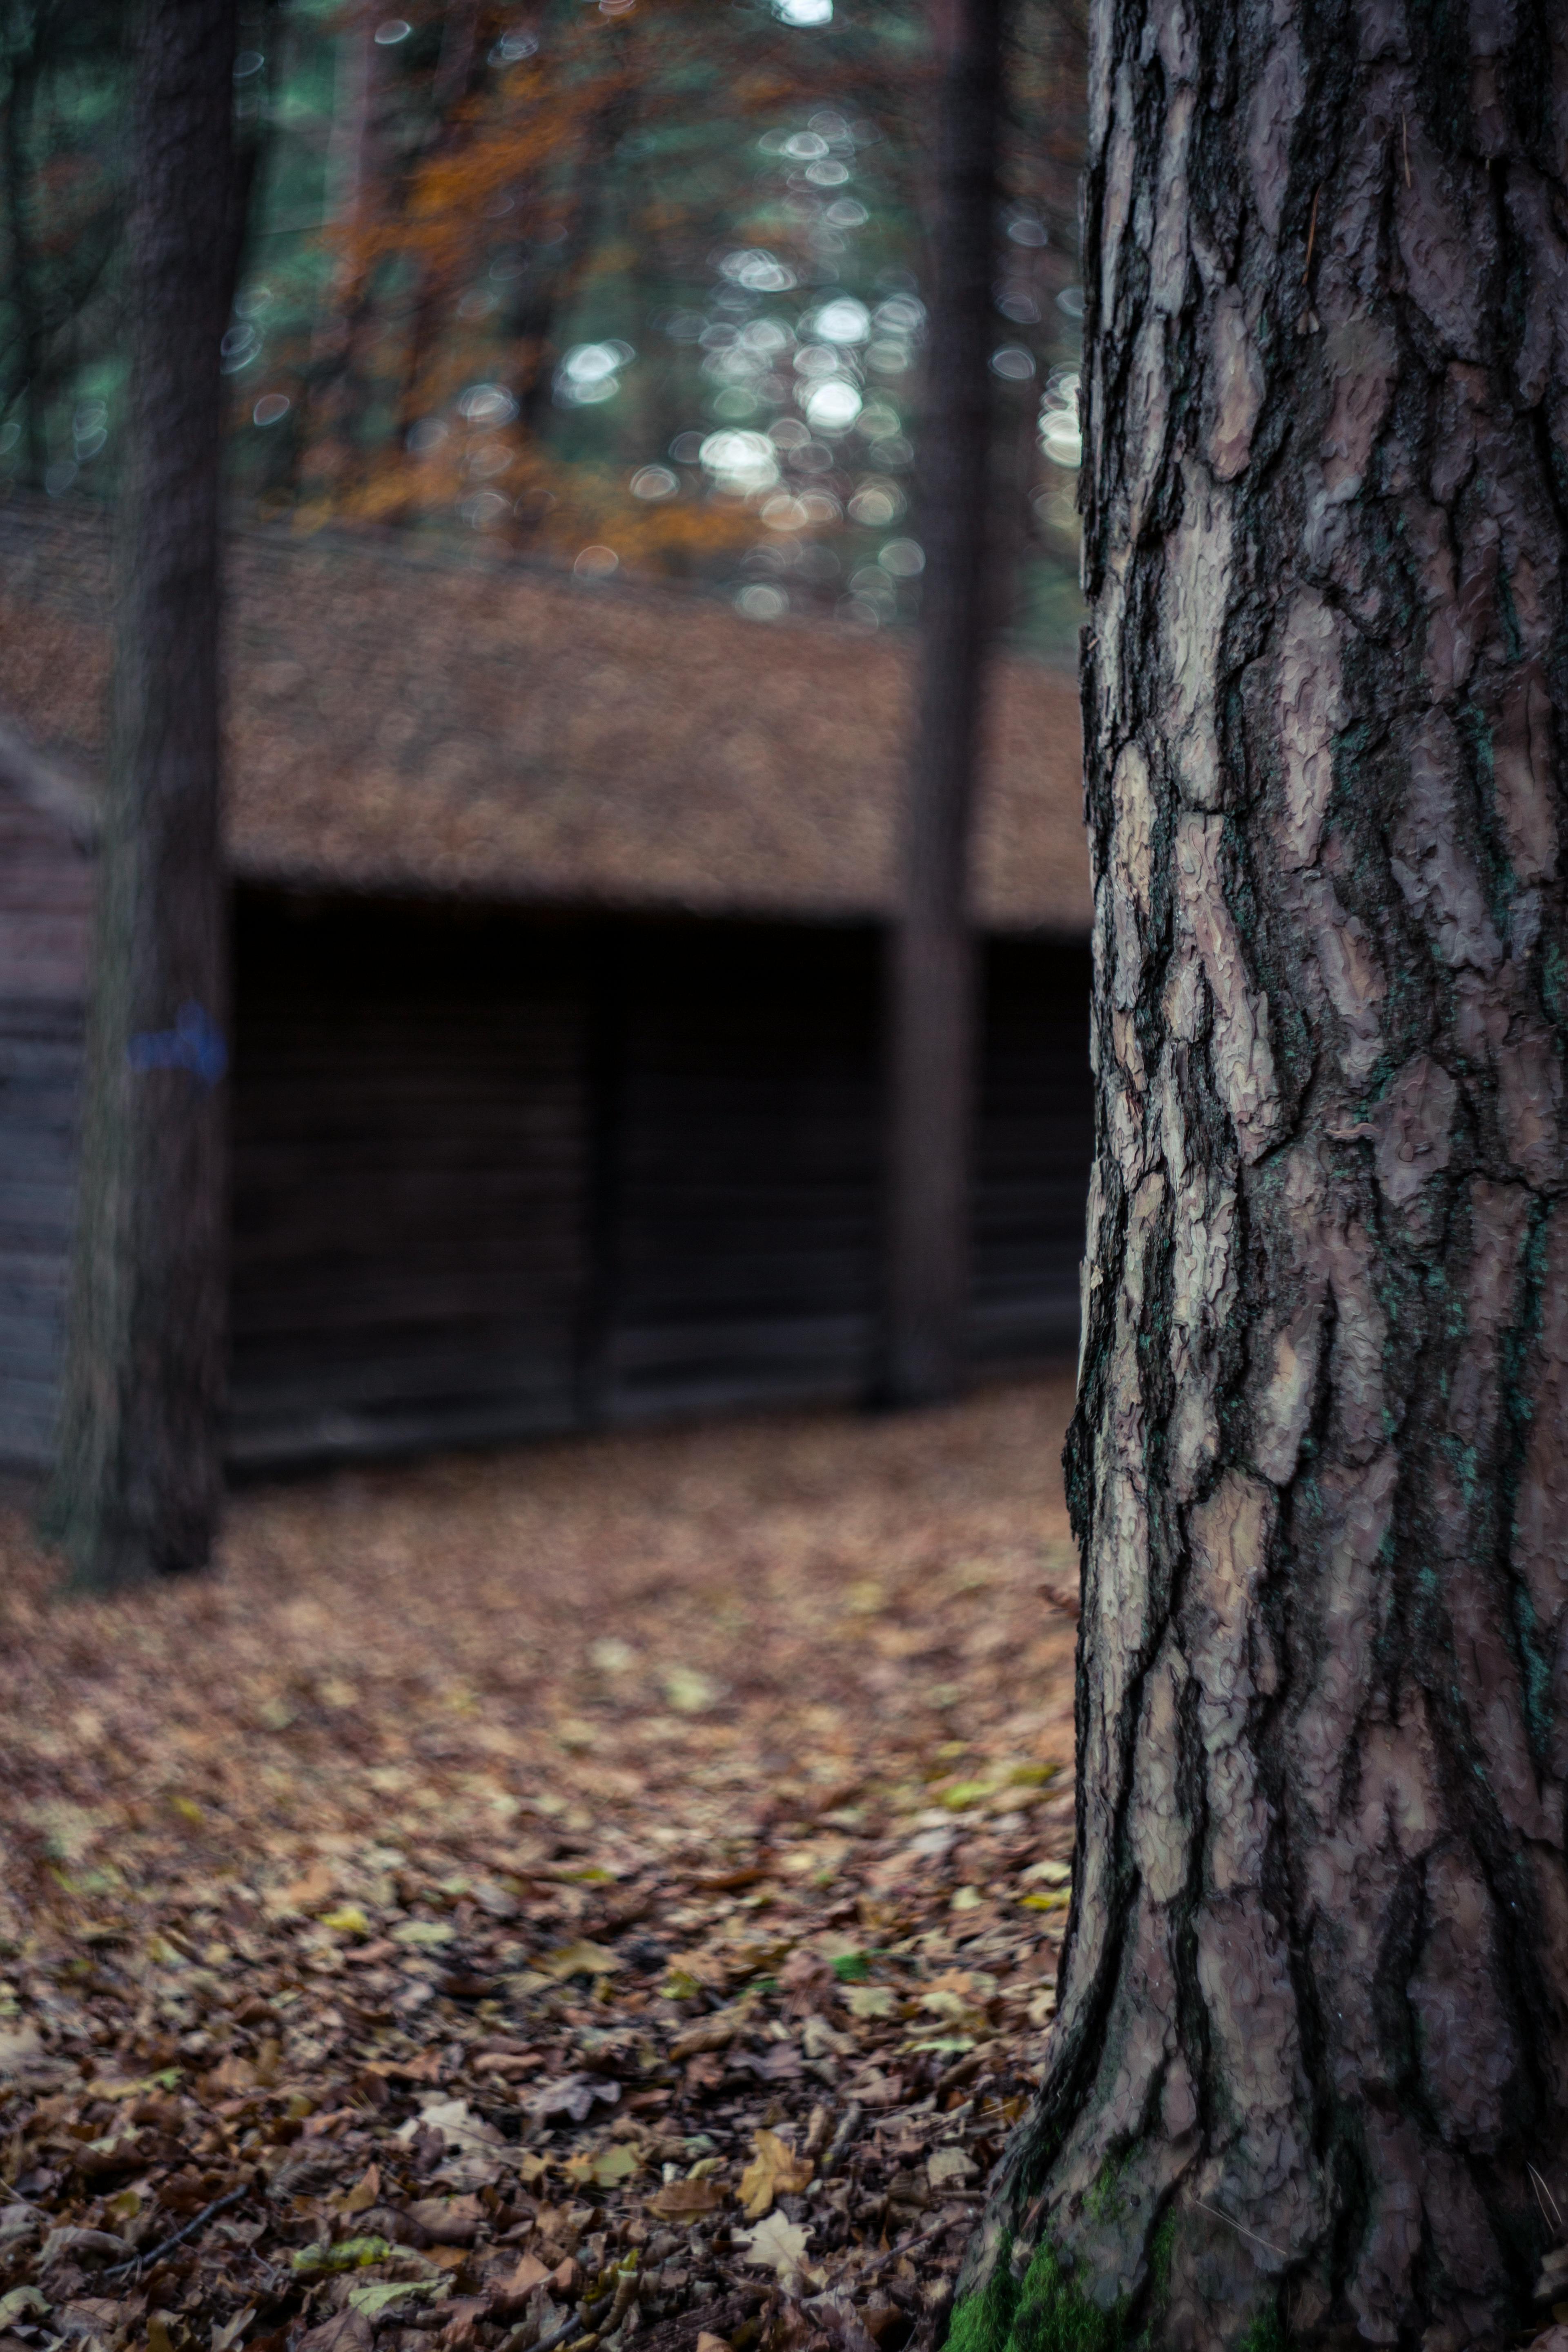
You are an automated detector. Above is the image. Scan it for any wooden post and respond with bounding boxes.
[883,0,1004,1406]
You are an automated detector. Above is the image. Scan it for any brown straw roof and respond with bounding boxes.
[0,500,1089,933]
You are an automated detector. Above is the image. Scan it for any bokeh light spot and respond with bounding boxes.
[699,430,780,492]
[803,381,861,432]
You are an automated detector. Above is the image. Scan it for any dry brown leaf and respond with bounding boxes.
[648,2177,727,2220]
[298,2312,374,2352]
[738,2129,813,2220]
[334,2163,381,2216]
[407,2194,485,2245]
[669,1998,755,2060]
[496,2254,551,2306]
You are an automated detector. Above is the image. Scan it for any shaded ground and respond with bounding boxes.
[0,1375,1081,2352]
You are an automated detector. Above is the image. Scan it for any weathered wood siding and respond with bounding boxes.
[601,923,882,1423]
[0,873,1092,1472]
[229,897,591,1467]
[971,938,1096,1366]
[0,777,91,1467]
[229,898,1092,1466]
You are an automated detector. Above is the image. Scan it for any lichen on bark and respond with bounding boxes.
[960,2,1568,2347]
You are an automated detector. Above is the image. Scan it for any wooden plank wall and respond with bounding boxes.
[1,877,1091,1473]
[971,937,1096,1367]
[229,898,1091,1468]
[229,896,592,1467]
[0,780,91,1469]
[601,922,882,1424]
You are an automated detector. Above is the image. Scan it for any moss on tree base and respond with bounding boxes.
[947,2228,1283,2352]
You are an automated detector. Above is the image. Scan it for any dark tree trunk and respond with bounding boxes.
[957,2,1568,2348]
[41,0,238,1587]
[883,0,1003,1405]
[2,36,49,487]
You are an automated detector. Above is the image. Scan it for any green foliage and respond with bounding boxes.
[4,0,1088,655]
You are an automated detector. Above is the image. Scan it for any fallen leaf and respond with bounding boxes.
[320,1907,372,1937]
[298,2312,373,2352]
[0,2026,46,2077]
[38,2227,128,2268]
[670,1998,755,2060]
[738,2130,813,2220]
[664,1668,719,1715]
[211,2307,257,2352]
[844,1985,897,2021]
[736,2211,813,2288]
[497,2255,551,2305]
[290,2237,397,2275]
[537,1940,621,1980]
[334,2164,381,2216]
[407,2195,485,2245]
[345,2282,450,2321]
[648,2178,726,2220]
[530,2073,620,2123]
[0,2292,51,2328]
[265,1862,337,1916]
[562,2143,639,2189]
[399,2100,505,2159]
[393,1920,457,1949]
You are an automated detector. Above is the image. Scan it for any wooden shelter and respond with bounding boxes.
[0,501,1092,1472]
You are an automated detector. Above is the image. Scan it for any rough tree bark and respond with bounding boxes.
[884,0,1003,1406]
[41,0,239,1586]
[955,3,1568,2349]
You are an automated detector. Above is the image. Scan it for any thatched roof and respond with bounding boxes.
[0,500,1089,934]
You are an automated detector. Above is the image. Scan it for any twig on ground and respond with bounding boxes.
[848,2214,954,2286]
[99,2186,254,2284]
[820,2103,865,2177]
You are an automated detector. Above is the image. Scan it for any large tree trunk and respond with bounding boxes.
[957,3,1568,2348]
[883,0,1003,1406]
[41,0,238,1587]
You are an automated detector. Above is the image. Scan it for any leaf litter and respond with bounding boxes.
[0,1378,1084,2352]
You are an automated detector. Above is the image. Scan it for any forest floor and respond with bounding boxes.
[0,1375,1081,2352]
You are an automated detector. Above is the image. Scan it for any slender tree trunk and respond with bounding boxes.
[883,0,1003,1406]
[41,0,238,1587]
[2,40,48,487]
[956,4,1568,2349]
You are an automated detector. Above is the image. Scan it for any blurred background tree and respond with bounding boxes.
[0,0,1086,659]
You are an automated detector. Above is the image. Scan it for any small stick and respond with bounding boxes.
[848,2214,952,2285]
[494,2311,585,2352]
[1401,110,1412,188]
[820,2102,865,2178]
[99,2186,252,2285]
[1301,187,1320,284]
